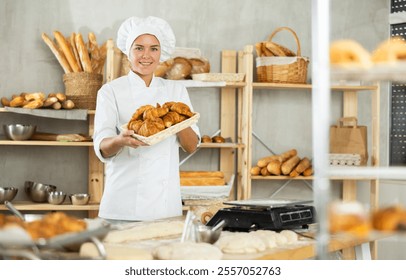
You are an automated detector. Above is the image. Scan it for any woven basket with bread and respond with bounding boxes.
[255,27,309,84]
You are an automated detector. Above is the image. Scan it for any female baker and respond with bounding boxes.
[93,16,200,222]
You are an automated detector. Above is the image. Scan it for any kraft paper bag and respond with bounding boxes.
[329,117,368,165]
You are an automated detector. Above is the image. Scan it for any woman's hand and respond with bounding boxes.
[100,130,147,158]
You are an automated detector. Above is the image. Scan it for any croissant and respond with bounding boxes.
[143,107,160,120]
[137,119,163,137]
[162,111,182,128]
[162,101,176,109]
[127,119,144,133]
[170,102,194,117]
[157,106,169,117]
[131,105,154,120]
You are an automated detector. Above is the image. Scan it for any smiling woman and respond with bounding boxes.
[92,16,200,223]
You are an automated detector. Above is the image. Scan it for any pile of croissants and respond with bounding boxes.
[127,102,194,137]
[250,149,313,177]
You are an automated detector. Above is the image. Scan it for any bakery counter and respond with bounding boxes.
[78,218,393,260]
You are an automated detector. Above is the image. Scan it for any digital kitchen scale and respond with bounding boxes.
[206,199,316,232]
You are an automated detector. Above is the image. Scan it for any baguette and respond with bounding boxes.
[41,32,72,73]
[54,31,81,72]
[24,92,46,102]
[281,155,300,175]
[88,32,102,73]
[75,33,93,73]
[267,160,282,175]
[70,33,83,71]
[276,149,297,163]
[257,154,279,168]
[295,157,311,174]
[23,100,43,109]
[94,41,107,74]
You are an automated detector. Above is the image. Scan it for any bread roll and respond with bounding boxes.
[62,100,75,109]
[43,97,58,107]
[1,97,10,107]
[267,160,282,175]
[201,135,212,143]
[290,157,311,177]
[250,166,261,176]
[212,136,225,143]
[371,37,406,63]
[302,166,313,176]
[260,167,270,176]
[281,155,300,175]
[9,96,25,107]
[330,39,372,68]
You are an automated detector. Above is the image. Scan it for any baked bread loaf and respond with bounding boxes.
[330,39,372,68]
[54,30,81,72]
[212,136,225,143]
[165,57,192,80]
[329,200,370,237]
[41,32,72,73]
[190,58,210,74]
[154,59,174,77]
[201,135,212,143]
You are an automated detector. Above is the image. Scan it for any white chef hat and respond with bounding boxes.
[117,16,176,62]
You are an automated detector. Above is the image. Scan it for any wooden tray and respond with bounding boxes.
[121,113,200,146]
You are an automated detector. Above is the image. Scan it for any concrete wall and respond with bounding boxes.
[1,0,402,259]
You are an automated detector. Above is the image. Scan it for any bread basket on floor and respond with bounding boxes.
[256,27,309,84]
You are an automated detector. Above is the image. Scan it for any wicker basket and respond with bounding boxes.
[63,72,103,110]
[256,27,309,84]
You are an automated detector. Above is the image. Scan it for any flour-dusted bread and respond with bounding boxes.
[153,241,223,260]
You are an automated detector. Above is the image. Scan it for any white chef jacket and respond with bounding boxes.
[93,71,200,221]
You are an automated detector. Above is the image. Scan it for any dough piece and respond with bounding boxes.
[80,242,153,260]
[153,241,223,260]
[215,232,266,254]
[249,230,277,249]
[273,233,288,246]
[279,230,298,244]
[103,220,184,243]
[330,39,372,68]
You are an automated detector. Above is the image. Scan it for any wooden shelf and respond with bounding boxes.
[199,142,244,148]
[0,201,99,211]
[251,175,314,180]
[0,140,93,146]
[0,108,95,114]
[252,82,377,91]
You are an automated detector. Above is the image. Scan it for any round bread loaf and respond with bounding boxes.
[165,57,192,80]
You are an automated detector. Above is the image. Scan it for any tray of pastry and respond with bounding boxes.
[0,213,110,250]
[331,63,406,82]
[122,112,200,146]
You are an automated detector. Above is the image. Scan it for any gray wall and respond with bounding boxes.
[1,0,402,259]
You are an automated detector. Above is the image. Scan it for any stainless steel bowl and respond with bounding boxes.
[0,187,18,203]
[69,193,90,205]
[47,190,66,205]
[196,224,222,244]
[3,124,36,141]
[25,181,57,203]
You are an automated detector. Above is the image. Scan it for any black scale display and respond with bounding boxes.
[206,199,316,232]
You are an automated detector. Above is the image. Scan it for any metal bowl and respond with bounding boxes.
[0,187,19,203]
[69,193,90,205]
[196,224,222,244]
[25,181,57,203]
[47,190,66,205]
[3,124,36,141]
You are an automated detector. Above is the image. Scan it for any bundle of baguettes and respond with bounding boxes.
[250,149,313,177]
[41,31,107,74]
